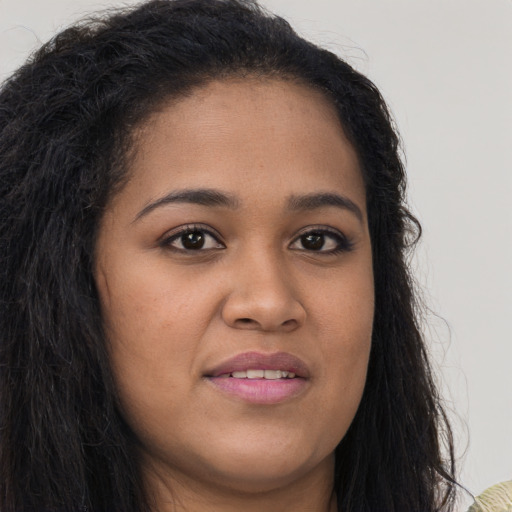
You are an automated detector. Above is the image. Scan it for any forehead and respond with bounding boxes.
[116,78,365,216]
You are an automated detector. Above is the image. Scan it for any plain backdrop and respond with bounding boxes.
[1,0,510,509]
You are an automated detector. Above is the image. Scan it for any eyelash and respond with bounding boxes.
[289,226,354,255]
[159,224,353,255]
[159,224,224,252]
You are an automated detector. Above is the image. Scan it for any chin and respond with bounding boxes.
[186,434,336,494]
[202,454,332,495]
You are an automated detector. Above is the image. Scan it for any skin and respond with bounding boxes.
[95,78,374,512]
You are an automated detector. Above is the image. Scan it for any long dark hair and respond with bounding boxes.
[0,1,457,510]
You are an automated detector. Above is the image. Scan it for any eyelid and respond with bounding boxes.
[289,225,353,253]
[159,223,225,250]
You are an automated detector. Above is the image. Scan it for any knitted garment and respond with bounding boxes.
[468,481,512,512]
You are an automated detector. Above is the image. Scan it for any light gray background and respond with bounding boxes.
[1,0,510,508]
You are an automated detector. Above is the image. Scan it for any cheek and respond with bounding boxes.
[315,327,372,450]
[95,255,229,392]
[312,255,374,347]
[94,263,200,412]
[96,273,206,443]
[96,256,216,351]
[310,261,374,425]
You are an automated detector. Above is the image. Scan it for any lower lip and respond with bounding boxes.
[206,377,307,404]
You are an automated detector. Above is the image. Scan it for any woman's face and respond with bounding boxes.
[95,78,374,498]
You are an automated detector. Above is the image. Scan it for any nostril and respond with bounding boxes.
[234,318,260,329]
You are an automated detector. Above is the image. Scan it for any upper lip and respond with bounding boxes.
[205,351,310,378]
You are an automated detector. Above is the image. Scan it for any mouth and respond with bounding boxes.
[204,351,309,404]
[217,369,296,379]
[205,351,309,379]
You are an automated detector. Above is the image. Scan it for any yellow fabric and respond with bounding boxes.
[467,481,512,512]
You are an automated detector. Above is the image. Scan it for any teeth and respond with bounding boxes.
[228,369,296,379]
[247,369,264,379]
[264,370,282,380]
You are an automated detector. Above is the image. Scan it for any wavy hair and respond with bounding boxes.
[0,0,456,510]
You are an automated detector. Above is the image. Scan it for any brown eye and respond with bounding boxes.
[300,232,325,250]
[181,231,205,250]
[289,227,353,254]
[161,226,224,252]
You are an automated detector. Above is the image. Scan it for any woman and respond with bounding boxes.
[0,0,457,510]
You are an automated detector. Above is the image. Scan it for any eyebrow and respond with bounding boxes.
[287,192,364,223]
[134,188,239,222]
[133,188,364,224]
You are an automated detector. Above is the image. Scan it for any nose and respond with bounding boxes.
[221,251,306,333]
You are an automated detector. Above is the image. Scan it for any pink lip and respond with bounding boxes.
[205,351,310,378]
[204,351,310,404]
